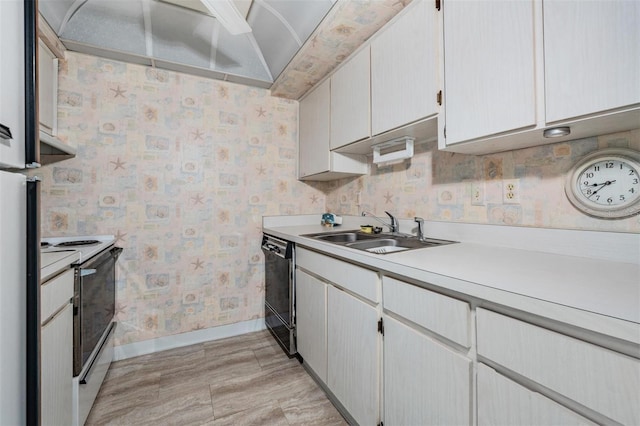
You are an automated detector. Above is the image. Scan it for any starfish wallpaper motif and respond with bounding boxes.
[37,52,328,346]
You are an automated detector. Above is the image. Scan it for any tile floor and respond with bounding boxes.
[85,330,348,425]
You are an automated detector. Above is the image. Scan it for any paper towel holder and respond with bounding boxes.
[373,137,415,166]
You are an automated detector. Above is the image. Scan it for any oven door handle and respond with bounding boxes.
[80,268,97,277]
[111,246,123,259]
[79,322,115,385]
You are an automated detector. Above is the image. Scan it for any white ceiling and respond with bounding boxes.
[39,0,336,88]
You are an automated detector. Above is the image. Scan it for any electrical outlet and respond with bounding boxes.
[471,182,485,206]
[502,179,520,204]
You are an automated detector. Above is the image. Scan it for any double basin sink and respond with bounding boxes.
[303,230,457,254]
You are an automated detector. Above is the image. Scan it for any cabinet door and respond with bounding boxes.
[298,79,330,178]
[371,0,439,135]
[477,363,596,425]
[544,1,640,122]
[443,0,536,144]
[327,285,379,426]
[295,269,327,382]
[330,47,370,149]
[41,304,73,426]
[384,316,471,426]
[38,39,58,136]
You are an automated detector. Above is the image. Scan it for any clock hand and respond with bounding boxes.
[587,180,617,198]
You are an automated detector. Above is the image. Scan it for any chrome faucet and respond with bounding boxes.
[414,217,425,240]
[361,211,399,233]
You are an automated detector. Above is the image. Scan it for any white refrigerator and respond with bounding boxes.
[0,0,41,424]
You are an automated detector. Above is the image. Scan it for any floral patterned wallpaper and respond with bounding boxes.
[39,52,327,346]
[324,131,640,233]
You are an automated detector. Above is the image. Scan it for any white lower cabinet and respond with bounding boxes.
[295,247,639,426]
[296,248,380,424]
[41,268,74,426]
[384,316,471,425]
[327,285,379,426]
[382,276,472,425]
[477,363,595,425]
[41,305,73,426]
[295,269,327,382]
[477,308,640,425]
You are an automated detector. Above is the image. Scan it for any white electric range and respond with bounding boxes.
[40,234,120,426]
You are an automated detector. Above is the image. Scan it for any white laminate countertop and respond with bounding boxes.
[263,215,640,345]
[42,250,80,282]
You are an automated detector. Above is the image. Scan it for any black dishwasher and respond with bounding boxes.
[261,234,296,356]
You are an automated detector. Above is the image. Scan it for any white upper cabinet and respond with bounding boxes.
[299,79,330,178]
[330,47,370,149]
[39,39,58,138]
[441,0,536,144]
[298,79,368,181]
[371,0,439,136]
[543,0,640,123]
[440,0,640,155]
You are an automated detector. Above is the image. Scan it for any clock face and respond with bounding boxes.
[565,148,640,219]
[577,158,640,207]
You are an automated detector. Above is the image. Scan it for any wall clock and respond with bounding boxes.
[565,148,640,219]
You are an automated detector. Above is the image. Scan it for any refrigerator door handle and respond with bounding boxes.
[0,123,12,140]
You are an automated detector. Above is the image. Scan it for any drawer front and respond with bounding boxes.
[477,308,640,425]
[41,268,74,322]
[296,247,378,303]
[383,277,470,347]
[477,363,596,426]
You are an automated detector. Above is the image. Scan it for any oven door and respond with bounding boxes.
[262,234,296,355]
[73,246,122,376]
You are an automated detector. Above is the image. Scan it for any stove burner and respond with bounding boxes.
[40,242,51,248]
[55,240,101,247]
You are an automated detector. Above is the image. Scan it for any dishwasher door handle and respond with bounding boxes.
[262,243,285,258]
[80,268,97,277]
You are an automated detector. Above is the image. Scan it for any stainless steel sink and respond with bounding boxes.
[303,230,457,254]
[313,232,379,243]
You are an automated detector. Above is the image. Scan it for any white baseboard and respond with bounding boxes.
[113,318,266,361]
